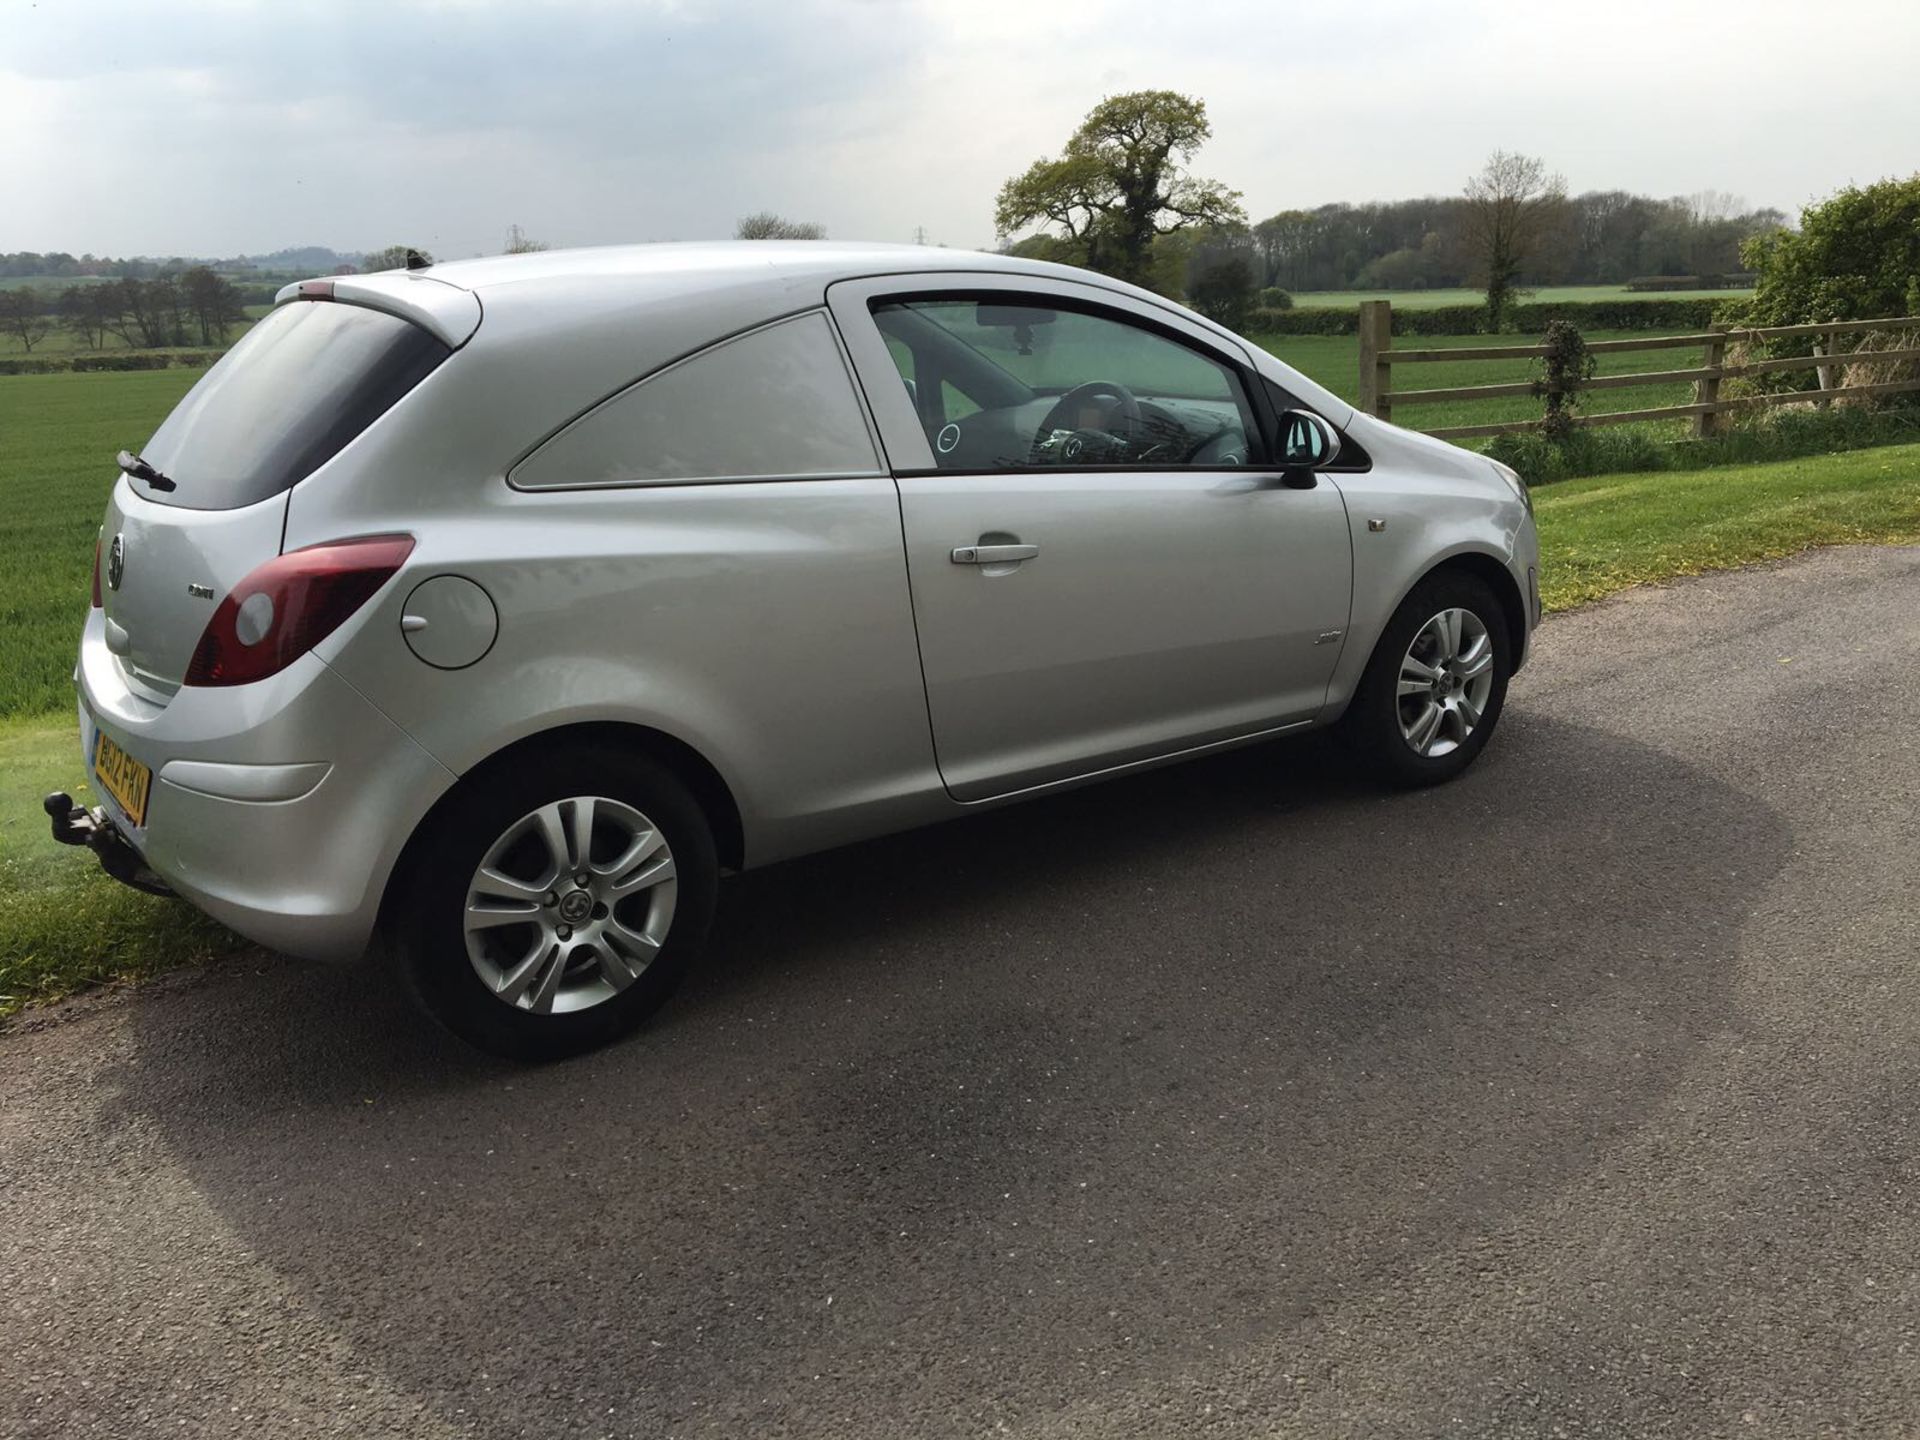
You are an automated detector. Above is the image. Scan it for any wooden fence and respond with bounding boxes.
[1355,300,1920,441]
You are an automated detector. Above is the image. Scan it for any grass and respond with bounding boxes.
[1287,284,1753,310]
[1534,443,1920,609]
[1,361,1917,1017]
[1,331,215,358]
[0,366,230,1013]
[0,327,245,358]
[0,368,201,716]
[0,715,231,1013]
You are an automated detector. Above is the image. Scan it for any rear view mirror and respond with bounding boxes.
[1279,410,1341,471]
[974,304,1055,329]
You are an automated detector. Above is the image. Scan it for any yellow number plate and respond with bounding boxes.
[93,731,152,828]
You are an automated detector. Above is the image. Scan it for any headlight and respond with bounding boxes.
[1490,459,1531,515]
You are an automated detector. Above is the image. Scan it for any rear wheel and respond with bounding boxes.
[394,746,717,1059]
[1343,570,1512,787]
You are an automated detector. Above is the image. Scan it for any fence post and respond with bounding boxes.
[1693,323,1729,438]
[1816,323,1846,402]
[1357,300,1393,422]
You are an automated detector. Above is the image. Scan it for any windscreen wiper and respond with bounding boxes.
[116,450,176,493]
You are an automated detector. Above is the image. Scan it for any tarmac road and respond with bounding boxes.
[4,544,1918,1439]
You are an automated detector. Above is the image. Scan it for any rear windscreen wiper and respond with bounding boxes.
[116,450,176,493]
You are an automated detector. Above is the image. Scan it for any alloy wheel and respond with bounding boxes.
[1396,607,1495,758]
[462,795,677,1014]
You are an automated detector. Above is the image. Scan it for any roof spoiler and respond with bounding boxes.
[273,272,482,349]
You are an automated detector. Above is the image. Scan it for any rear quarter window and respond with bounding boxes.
[138,300,450,511]
[510,311,881,489]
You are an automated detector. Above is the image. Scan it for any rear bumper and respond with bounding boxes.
[75,611,457,961]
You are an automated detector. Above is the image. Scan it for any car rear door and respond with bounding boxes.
[828,274,1353,803]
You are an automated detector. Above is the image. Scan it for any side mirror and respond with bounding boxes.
[1279,410,1341,474]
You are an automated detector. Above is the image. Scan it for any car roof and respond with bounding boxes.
[276,241,1354,428]
[422,240,1082,295]
[281,242,1165,349]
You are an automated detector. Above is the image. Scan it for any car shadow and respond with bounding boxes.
[107,710,1789,1435]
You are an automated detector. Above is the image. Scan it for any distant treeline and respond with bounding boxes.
[1009,188,1787,299]
[1233,190,1785,292]
[0,271,250,352]
[0,245,358,281]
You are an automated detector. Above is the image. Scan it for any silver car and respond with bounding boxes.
[52,243,1539,1057]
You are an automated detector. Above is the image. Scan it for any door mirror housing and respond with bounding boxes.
[1278,410,1341,473]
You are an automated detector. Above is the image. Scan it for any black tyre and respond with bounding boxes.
[1343,569,1512,788]
[392,745,718,1060]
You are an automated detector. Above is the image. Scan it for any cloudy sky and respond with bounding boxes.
[4,0,1917,260]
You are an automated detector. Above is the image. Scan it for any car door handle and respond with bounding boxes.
[951,544,1038,565]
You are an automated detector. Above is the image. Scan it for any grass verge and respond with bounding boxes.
[0,715,231,1017]
[1534,442,1920,609]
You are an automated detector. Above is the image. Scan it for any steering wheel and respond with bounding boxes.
[1036,380,1142,445]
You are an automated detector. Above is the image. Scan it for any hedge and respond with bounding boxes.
[1625,274,1755,292]
[0,351,215,376]
[1245,297,1728,337]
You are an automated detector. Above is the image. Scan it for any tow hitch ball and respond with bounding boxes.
[43,791,174,897]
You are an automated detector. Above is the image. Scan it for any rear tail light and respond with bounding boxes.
[183,534,414,687]
[91,535,103,608]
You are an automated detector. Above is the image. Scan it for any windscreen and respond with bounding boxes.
[138,300,451,510]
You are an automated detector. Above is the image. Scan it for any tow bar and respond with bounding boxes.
[43,792,174,897]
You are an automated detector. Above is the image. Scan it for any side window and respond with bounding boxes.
[871,298,1262,471]
[512,311,880,489]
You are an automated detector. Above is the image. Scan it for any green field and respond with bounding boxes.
[1287,285,1753,310]
[0,369,201,716]
[0,274,115,293]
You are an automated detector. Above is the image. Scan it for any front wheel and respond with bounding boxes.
[1343,570,1512,787]
[392,746,718,1059]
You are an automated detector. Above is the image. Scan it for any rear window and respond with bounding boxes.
[138,300,450,510]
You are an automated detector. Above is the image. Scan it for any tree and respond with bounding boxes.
[0,287,54,352]
[998,151,1118,266]
[734,212,826,240]
[361,245,434,272]
[1356,246,1434,291]
[1737,176,1920,326]
[179,267,245,345]
[97,281,140,347]
[1252,209,1320,289]
[97,279,185,348]
[1461,151,1565,328]
[995,90,1244,289]
[1002,232,1082,265]
[148,278,188,347]
[58,284,111,348]
[1185,244,1257,329]
[503,225,548,254]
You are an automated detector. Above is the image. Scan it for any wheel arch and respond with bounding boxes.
[1418,550,1529,672]
[1326,543,1531,724]
[378,720,746,935]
